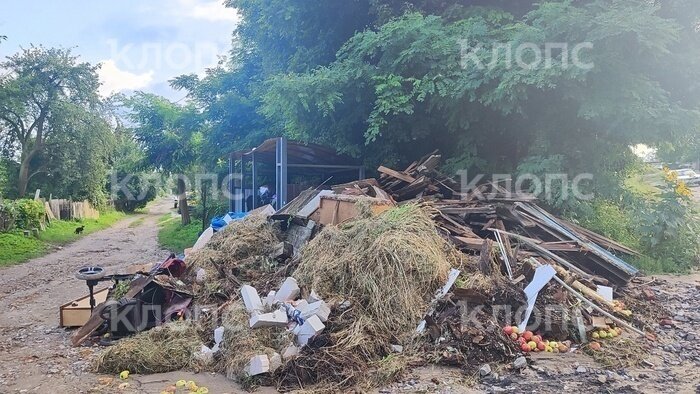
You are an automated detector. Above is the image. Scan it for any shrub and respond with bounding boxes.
[14,199,45,230]
[0,200,17,232]
[635,169,700,272]
[575,199,640,251]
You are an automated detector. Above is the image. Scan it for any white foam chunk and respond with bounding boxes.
[249,308,289,328]
[301,301,330,322]
[246,355,270,376]
[275,277,300,302]
[241,285,264,313]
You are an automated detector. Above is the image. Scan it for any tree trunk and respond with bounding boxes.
[17,158,30,197]
[177,177,190,225]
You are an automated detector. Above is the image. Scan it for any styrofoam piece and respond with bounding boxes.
[301,301,330,322]
[295,315,325,346]
[214,326,224,344]
[282,345,300,359]
[191,227,214,252]
[246,355,270,376]
[264,291,277,307]
[274,277,300,302]
[249,308,289,328]
[241,285,264,313]
[269,353,282,372]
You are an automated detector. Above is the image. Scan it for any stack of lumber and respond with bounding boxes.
[374,154,639,286]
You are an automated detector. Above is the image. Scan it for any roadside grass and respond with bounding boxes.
[157,214,201,254]
[0,211,126,267]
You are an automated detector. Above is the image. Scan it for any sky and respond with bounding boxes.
[0,0,240,100]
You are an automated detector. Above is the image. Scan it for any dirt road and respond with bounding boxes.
[0,200,698,393]
[0,200,241,393]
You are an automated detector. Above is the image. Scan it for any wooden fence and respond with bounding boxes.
[45,199,99,221]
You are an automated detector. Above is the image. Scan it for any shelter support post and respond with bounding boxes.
[276,137,288,209]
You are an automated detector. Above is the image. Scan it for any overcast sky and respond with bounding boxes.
[0,0,239,100]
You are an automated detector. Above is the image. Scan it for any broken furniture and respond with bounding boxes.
[71,255,192,346]
[60,287,109,327]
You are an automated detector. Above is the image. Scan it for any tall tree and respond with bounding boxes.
[124,93,203,224]
[0,46,101,196]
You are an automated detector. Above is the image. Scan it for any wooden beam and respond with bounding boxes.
[377,165,416,183]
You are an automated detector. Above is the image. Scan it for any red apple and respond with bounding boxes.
[532,335,542,343]
[510,332,518,340]
[537,341,546,351]
[523,331,533,341]
[520,343,531,352]
[503,326,514,336]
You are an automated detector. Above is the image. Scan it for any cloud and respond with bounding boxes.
[178,0,240,23]
[98,59,154,96]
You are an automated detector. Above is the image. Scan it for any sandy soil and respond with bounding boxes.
[0,200,698,393]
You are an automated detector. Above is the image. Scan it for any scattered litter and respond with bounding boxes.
[77,151,659,392]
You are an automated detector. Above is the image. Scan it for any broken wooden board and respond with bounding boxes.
[377,165,416,184]
[315,195,394,225]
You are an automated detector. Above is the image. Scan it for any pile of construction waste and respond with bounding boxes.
[86,152,662,392]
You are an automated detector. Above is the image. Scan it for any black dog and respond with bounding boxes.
[74,225,85,235]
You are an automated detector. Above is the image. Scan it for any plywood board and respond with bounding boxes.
[60,287,109,327]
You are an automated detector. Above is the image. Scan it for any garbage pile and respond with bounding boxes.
[84,152,661,392]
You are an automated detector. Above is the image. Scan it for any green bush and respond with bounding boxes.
[575,199,640,251]
[0,200,17,232]
[14,199,45,230]
[634,170,700,272]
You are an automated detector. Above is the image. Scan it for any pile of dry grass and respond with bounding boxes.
[282,204,462,390]
[185,214,281,301]
[296,204,459,336]
[212,302,292,390]
[95,322,201,374]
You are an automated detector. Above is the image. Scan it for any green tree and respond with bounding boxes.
[107,126,158,212]
[124,93,203,224]
[0,46,103,197]
[261,1,700,176]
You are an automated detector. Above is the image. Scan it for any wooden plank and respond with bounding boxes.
[377,166,416,184]
[416,154,441,173]
[452,236,485,250]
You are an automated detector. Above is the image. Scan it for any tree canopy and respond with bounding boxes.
[0,46,113,203]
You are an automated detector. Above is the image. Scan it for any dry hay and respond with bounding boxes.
[279,204,462,391]
[185,214,281,301]
[276,308,417,392]
[295,204,459,336]
[215,302,292,386]
[206,214,280,259]
[95,322,201,374]
[583,337,649,368]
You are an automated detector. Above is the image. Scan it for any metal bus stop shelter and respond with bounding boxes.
[229,137,365,212]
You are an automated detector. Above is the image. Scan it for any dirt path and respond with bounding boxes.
[0,200,244,393]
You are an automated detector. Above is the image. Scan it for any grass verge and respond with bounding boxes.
[157,214,202,254]
[0,210,126,267]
